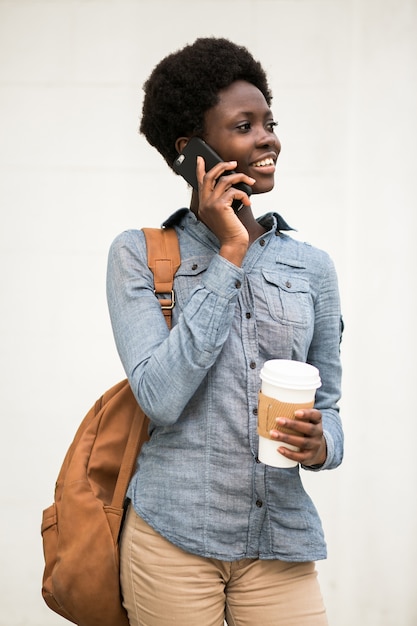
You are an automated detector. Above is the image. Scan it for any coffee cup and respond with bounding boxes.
[258,359,321,468]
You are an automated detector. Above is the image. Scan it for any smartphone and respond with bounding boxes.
[172,136,252,212]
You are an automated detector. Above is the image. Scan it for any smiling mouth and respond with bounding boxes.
[252,157,275,167]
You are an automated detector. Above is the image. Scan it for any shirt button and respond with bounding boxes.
[253,407,258,415]
[285,280,292,288]
[246,312,252,319]
[260,239,266,247]
[191,263,198,270]
[250,361,256,369]
[235,280,242,289]
[256,499,263,508]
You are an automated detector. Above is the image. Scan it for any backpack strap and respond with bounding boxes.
[111,382,150,515]
[142,227,181,329]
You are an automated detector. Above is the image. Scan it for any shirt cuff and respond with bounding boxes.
[202,254,245,300]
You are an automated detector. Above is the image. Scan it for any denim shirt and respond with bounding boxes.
[106,209,343,562]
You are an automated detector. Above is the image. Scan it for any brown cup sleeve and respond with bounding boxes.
[257,391,314,439]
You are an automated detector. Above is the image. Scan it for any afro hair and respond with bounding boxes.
[140,37,273,170]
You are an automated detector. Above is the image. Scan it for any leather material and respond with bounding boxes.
[41,227,180,626]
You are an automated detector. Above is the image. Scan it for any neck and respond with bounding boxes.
[238,206,267,244]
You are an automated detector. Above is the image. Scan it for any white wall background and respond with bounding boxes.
[1,0,416,624]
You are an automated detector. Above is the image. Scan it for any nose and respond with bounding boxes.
[256,125,281,153]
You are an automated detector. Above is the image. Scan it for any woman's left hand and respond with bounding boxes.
[269,409,327,467]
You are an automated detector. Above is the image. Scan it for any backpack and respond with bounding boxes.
[41,227,180,626]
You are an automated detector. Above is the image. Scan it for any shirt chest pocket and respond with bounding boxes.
[261,267,311,327]
[174,256,211,310]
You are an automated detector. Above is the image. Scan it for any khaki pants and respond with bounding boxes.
[120,505,328,626]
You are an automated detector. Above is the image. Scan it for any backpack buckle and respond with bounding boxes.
[156,290,175,310]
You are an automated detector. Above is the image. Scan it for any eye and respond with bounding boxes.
[267,120,278,131]
[236,122,251,132]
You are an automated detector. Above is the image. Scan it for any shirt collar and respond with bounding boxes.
[162,208,295,233]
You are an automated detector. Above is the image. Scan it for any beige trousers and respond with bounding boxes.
[120,505,328,626]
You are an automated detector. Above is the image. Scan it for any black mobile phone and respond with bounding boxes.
[172,136,252,212]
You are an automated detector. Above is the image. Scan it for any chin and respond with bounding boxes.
[253,180,275,195]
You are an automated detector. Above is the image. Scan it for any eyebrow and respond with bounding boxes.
[234,109,274,118]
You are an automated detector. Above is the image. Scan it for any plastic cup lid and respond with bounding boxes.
[260,359,321,390]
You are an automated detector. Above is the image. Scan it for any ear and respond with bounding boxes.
[175,136,190,155]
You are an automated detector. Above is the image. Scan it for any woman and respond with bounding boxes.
[107,37,343,626]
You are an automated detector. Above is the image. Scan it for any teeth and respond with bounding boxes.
[253,158,274,167]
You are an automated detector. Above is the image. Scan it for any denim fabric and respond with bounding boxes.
[106,209,343,562]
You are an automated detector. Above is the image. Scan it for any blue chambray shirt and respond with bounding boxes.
[106,209,343,562]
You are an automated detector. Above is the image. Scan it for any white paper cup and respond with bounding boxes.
[258,359,321,468]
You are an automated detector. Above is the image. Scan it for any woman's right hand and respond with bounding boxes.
[195,156,254,266]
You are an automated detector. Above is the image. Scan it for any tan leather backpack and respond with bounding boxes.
[41,227,180,626]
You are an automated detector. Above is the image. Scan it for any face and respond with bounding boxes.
[202,80,281,195]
